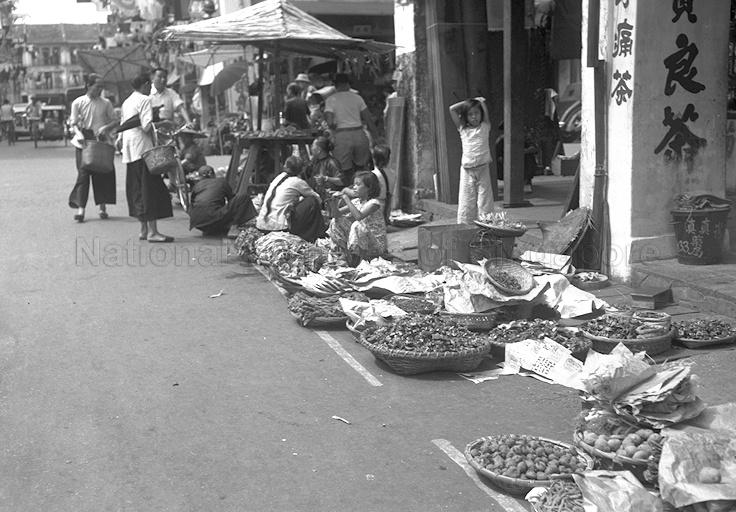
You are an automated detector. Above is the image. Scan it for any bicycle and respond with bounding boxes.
[150,122,199,213]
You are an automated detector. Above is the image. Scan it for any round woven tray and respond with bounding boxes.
[581,328,675,355]
[489,336,591,362]
[483,258,535,296]
[473,220,528,238]
[439,311,504,332]
[289,310,347,328]
[386,294,437,315]
[358,333,491,375]
[673,334,736,349]
[465,436,594,496]
[572,431,648,480]
[267,267,304,295]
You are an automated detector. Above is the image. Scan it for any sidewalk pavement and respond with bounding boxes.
[386,176,736,319]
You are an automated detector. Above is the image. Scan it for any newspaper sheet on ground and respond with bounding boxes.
[500,336,586,390]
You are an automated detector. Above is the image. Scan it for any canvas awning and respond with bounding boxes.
[159,0,395,59]
[178,45,247,68]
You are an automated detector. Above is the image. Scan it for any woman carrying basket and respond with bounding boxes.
[68,74,119,223]
[121,72,174,243]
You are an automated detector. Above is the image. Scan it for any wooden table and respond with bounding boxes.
[226,133,315,196]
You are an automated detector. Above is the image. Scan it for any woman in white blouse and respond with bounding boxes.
[121,72,174,243]
[256,156,325,242]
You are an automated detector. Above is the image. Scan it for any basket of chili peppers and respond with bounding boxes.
[579,314,674,355]
[673,318,736,349]
[358,313,492,375]
[483,258,535,296]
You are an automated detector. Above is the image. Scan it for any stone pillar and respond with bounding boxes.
[589,0,730,280]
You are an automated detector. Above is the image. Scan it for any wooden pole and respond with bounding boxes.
[273,42,282,124]
[257,47,264,130]
[503,0,531,207]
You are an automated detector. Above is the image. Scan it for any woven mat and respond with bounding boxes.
[539,207,590,255]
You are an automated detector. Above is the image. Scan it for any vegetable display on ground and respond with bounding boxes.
[488,319,590,354]
[468,434,589,481]
[674,319,736,340]
[362,313,486,353]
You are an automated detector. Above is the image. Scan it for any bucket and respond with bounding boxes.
[671,207,730,264]
[142,144,178,175]
[79,141,115,174]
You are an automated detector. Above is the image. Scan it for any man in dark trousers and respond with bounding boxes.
[189,166,257,236]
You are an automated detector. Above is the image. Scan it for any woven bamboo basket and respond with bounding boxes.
[263,265,303,295]
[673,334,736,349]
[289,310,347,328]
[345,318,363,340]
[489,336,591,361]
[581,328,675,355]
[465,436,594,496]
[142,144,178,175]
[572,431,648,480]
[483,258,535,296]
[473,220,528,238]
[439,311,504,332]
[386,294,437,315]
[357,333,491,375]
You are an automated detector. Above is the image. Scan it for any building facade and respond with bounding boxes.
[14,23,102,103]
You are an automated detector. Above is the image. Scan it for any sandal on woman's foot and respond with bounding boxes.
[147,235,174,243]
[99,211,109,219]
[73,214,85,223]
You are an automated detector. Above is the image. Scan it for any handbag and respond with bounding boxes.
[80,139,115,174]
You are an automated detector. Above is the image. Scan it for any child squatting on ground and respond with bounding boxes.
[449,96,495,224]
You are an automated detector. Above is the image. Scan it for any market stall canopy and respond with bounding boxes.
[76,45,150,85]
[178,45,246,68]
[159,0,395,59]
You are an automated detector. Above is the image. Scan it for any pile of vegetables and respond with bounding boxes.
[577,409,662,461]
[287,291,368,326]
[233,225,264,261]
[580,314,662,339]
[254,232,327,277]
[487,319,590,354]
[477,210,526,231]
[674,318,736,340]
[488,269,522,290]
[534,480,584,512]
[468,434,589,481]
[362,313,487,353]
[388,295,437,314]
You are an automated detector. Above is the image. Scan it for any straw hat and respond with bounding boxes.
[295,73,310,83]
[178,128,207,138]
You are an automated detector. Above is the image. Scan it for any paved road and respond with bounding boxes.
[0,142,734,512]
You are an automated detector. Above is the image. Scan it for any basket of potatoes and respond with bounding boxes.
[573,415,663,481]
[465,434,593,496]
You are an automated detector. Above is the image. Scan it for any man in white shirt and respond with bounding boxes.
[149,67,191,126]
[122,72,174,243]
[68,74,119,222]
[324,73,377,186]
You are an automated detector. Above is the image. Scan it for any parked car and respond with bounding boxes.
[12,103,31,140]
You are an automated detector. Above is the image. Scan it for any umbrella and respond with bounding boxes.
[159,0,395,59]
[76,45,150,85]
[210,61,249,97]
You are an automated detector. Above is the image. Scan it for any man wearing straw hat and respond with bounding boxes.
[68,74,119,223]
[294,72,314,100]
